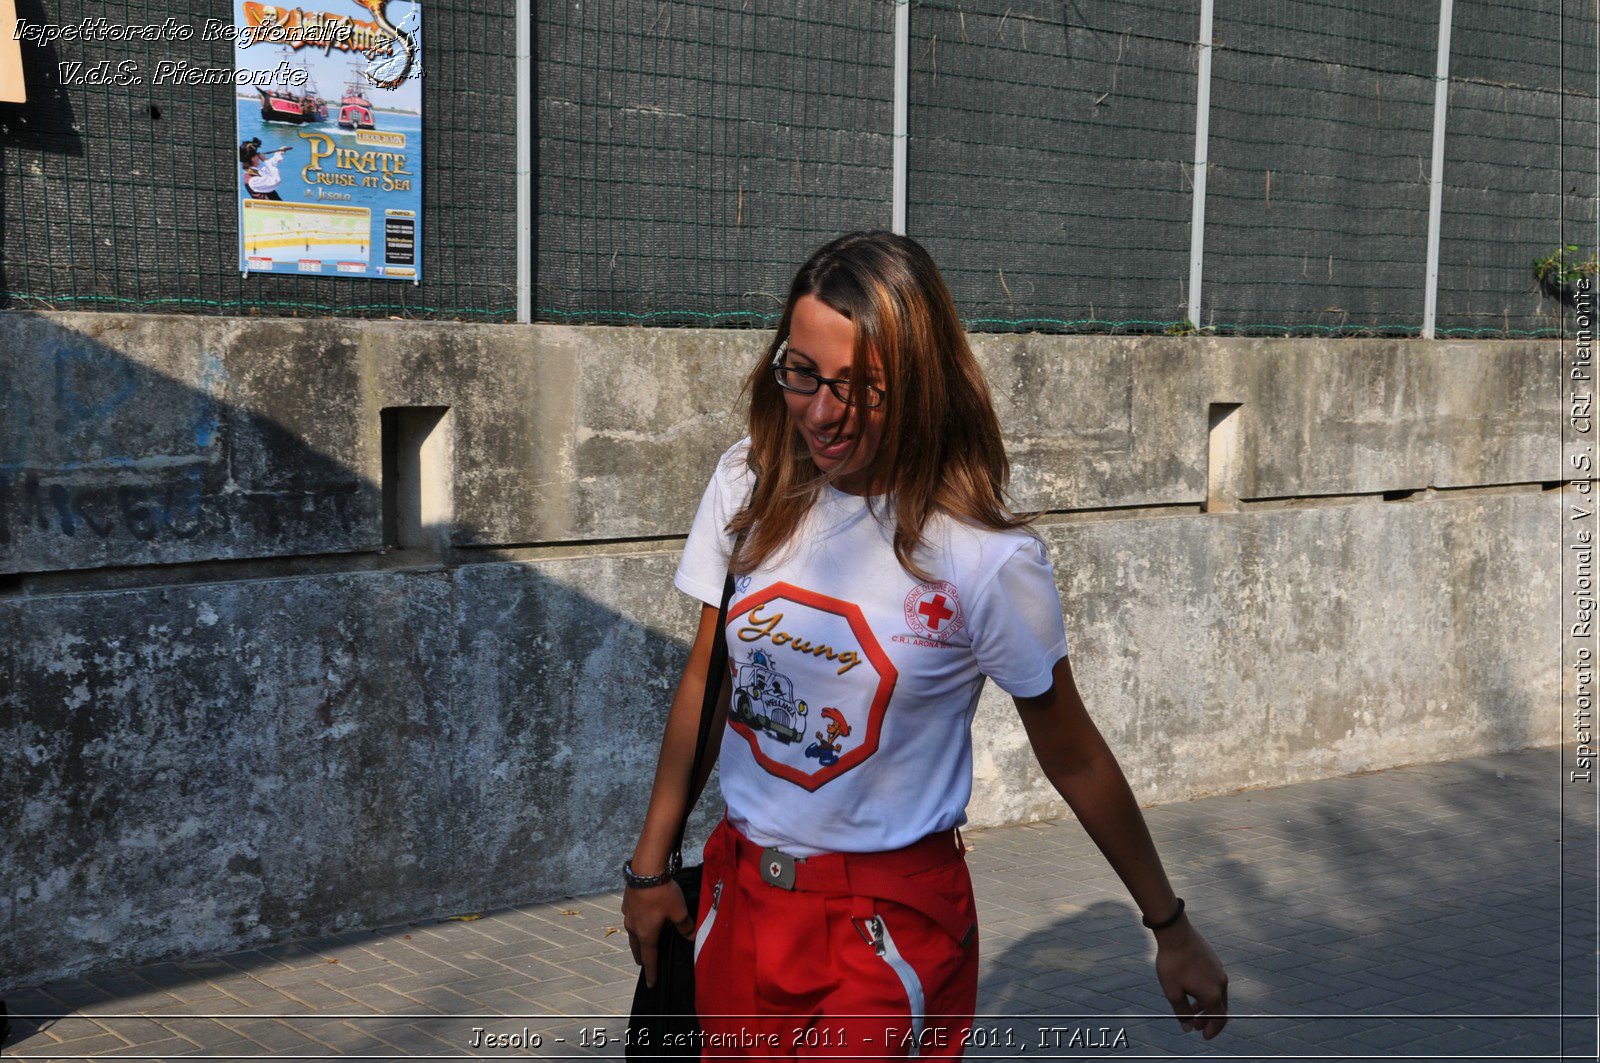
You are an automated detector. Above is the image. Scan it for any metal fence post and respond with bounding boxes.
[1186,0,1215,329]
[893,0,909,235]
[1422,0,1454,339]
[516,0,533,323]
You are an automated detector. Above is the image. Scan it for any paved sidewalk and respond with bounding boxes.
[4,745,1594,1061]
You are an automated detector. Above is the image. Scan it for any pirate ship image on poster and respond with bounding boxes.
[234,0,422,281]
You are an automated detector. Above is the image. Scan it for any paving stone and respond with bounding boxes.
[394,984,488,1015]
[299,1018,398,1052]
[336,947,412,974]
[249,942,336,970]
[445,921,532,950]
[38,1030,133,1055]
[3,1021,60,1049]
[508,972,610,995]
[213,1015,327,1050]
[523,989,605,1018]
[79,969,164,999]
[362,945,476,978]
[116,961,196,991]
[132,991,246,1015]
[161,979,255,1007]
[536,937,632,964]
[19,1015,107,1041]
[546,955,636,986]
[104,1033,209,1056]
[5,745,1573,1058]
[399,952,520,978]
[30,980,115,1011]
[313,973,419,1011]
[567,979,641,1009]
[88,1015,179,1046]
[446,969,550,996]
[274,1014,355,1038]
[205,977,305,1011]
[375,968,476,997]
[460,937,558,964]
[136,1015,241,1043]
[270,963,402,994]
[370,1020,476,1057]
[4,987,68,1018]
[276,982,369,1012]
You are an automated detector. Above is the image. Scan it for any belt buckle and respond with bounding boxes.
[759,846,798,890]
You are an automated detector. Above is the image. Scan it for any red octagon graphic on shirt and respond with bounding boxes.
[723,581,899,792]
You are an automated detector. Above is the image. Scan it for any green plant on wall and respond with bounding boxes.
[1533,244,1599,306]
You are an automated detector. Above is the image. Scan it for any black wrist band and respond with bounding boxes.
[1142,897,1185,931]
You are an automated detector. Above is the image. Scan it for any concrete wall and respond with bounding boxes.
[0,313,1565,989]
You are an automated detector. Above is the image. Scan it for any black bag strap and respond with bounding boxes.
[668,517,751,865]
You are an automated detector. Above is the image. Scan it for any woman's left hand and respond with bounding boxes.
[1152,917,1228,1039]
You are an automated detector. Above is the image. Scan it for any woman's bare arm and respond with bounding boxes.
[1012,653,1229,1039]
[630,602,731,871]
[622,601,732,986]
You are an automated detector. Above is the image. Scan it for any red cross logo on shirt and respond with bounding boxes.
[918,594,954,631]
[903,580,965,642]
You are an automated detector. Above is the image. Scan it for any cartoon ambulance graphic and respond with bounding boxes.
[730,650,807,744]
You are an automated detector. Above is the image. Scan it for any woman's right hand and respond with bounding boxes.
[621,879,696,988]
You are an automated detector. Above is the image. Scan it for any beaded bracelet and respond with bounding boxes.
[622,852,682,890]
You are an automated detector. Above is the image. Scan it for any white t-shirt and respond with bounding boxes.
[675,438,1070,857]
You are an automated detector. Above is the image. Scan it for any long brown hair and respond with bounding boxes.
[728,231,1031,581]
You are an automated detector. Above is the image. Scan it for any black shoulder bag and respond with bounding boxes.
[625,547,741,1060]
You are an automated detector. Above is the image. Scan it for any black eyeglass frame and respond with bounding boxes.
[768,340,887,409]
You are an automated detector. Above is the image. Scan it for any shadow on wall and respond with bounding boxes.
[0,313,718,992]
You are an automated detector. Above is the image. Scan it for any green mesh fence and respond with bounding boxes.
[2,0,1595,333]
[1438,0,1597,338]
[907,0,1199,334]
[1201,0,1439,336]
[535,0,895,326]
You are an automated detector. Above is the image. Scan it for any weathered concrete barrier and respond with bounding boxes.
[0,312,1564,988]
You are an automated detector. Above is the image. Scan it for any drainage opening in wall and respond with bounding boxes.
[1205,402,1243,514]
[381,406,454,557]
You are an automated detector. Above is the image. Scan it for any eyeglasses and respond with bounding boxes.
[769,340,886,409]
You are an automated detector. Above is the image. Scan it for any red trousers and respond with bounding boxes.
[692,817,980,1061]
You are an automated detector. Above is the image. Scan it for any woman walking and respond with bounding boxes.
[622,231,1227,1058]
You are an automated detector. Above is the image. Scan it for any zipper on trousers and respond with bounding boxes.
[693,879,723,964]
[858,914,927,1057]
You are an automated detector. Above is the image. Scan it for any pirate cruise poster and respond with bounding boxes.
[234,0,422,281]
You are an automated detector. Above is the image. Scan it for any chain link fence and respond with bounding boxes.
[2,0,1594,333]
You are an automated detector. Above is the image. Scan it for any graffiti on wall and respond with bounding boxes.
[0,340,368,560]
